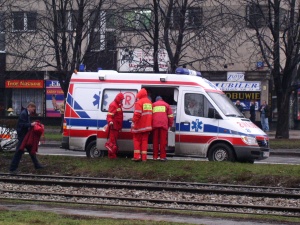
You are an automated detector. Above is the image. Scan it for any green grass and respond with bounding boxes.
[0,211,187,225]
[1,153,300,224]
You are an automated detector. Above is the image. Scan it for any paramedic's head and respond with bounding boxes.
[155,96,162,102]
[115,93,124,104]
[27,102,36,115]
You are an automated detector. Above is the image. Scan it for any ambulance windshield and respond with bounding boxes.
[208,92,244,117]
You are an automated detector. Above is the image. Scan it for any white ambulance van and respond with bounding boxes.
[61,68,270,163]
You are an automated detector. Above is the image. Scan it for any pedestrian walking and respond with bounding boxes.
[259,100,270,132]
[131,88,152,162]
[152,96,174,161]
[9,102,45,174]
[105,93,124,159]
[250,100,256,123]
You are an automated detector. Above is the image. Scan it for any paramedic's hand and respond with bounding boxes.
[131,122,134,128]
[109,122,113,126]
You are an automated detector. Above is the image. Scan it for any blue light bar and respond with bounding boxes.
[175,67,201,77]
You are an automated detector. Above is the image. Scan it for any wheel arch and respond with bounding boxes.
[207,140,237,160]
[85,135,97,152]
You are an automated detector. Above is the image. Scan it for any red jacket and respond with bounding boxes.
[152,99,174,130]
[132,88,152,133]
[19,122,44,154]
[106,93,124,130]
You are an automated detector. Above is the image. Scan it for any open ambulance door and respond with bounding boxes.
[176,87,219,157]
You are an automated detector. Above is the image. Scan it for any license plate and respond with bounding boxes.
[263,152,270,157]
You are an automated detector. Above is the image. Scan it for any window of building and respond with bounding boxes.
[13,12,37,31]
[121,9,151,30]
[57,10,78,31]
[0,13,5,52]
[89,10,116,51]
[246,4,270,28]
[172,7,202,29]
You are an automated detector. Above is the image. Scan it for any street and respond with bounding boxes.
[36,146,300,165]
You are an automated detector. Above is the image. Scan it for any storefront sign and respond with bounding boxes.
[118,48,169,72]
[212,81,261,91]
[46,80,64,117]
[227,72,245,81]
[5,80,43,88]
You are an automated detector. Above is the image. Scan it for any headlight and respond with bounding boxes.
[241,136,258,145]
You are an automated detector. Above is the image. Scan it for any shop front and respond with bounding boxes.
[4,79,44,117]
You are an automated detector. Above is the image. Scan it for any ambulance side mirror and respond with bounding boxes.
[208,108,221,119]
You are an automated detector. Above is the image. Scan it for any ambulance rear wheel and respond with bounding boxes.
[86,140,104,158]
[208,143,235,162]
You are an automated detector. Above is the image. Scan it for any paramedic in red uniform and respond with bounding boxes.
[131,88,152,162]
[105,92,124,159]
[152,96,174,161]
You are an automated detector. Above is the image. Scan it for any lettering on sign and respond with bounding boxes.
[212,82,261,91]
[227,72,245,81]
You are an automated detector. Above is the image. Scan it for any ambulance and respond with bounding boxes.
[61,68,270,163]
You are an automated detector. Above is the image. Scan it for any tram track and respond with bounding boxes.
[0,173,299,217]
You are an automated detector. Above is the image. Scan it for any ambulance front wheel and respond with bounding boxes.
[208,143,235,162]
[86,140,105,158]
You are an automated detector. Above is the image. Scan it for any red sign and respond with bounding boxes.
[5,80,44,89]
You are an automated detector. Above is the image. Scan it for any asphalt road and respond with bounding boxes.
[36,146,300,165]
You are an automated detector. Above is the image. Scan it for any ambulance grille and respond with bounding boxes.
[257,139,269,148]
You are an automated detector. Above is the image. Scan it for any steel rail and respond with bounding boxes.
[0,175,300,199]
[0,188,300,216]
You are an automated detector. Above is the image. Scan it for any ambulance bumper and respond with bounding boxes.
[61,136,69,149]
[234,146,270,161]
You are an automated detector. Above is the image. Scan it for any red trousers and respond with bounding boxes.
[133,132,149,161]
[106,129,119,159]
[152,128,167,159]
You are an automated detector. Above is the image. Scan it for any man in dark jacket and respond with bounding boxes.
[235,100,244,113]
[250,100,256,123]
[9,102,45,174]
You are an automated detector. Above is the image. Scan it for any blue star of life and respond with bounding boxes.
[191,119,203,132]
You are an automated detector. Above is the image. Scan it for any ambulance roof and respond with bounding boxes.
[71,70,223,93]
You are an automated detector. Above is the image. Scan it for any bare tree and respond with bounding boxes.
[236,0,300,138]
[4,0,117,96]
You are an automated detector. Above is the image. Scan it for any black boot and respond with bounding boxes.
[30,154,46,169]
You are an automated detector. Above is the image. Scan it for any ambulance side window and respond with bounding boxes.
[102,89,137,113]
[184,93,214,118]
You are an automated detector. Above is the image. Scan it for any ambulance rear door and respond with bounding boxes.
[68,83,102,150]
[176,87,219,157]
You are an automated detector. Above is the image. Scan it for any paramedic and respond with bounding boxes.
[131,88,152,162]
[105,93,124,159]
[152,96,174,161]
[9,102,45,174]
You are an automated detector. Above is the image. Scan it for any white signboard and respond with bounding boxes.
[212,81,261,91]
[227,72,245,81]
[118,48,169,72]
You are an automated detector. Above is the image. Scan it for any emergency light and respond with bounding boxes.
[175,67,201,77]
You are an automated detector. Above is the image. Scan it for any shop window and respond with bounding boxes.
[13,12,37,31]
[11,89,43,116]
